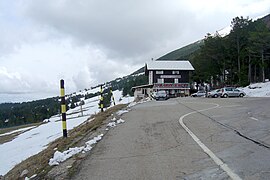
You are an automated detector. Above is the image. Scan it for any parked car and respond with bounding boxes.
[191,90,206,97]
[220,87,246,98]
[207,89,221,98]
[155,90,169,100]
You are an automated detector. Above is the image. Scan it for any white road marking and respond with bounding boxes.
[249,117,259,121]
[179,102,242,180]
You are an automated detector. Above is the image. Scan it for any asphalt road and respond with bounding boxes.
[73,97,270,180]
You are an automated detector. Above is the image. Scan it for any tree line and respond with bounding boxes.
[0,74,147,128]
[190,16,270,88]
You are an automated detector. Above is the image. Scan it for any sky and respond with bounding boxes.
[0,0,269,103]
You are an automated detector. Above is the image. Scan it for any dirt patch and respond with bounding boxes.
[3,104,127,180]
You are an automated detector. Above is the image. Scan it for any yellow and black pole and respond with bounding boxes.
[60,79,67,138]
[100,85,104,112]
[110,87,116,106]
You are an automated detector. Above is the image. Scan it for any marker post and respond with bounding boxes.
[60,79,67,138]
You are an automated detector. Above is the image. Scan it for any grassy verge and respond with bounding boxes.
[3,104,127,180]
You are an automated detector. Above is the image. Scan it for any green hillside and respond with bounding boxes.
[158,40,204,60]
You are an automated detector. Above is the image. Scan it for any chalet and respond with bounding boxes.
[131,84,153,99]
[145,60,194,97]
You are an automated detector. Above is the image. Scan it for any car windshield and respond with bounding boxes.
[157,91,166,95]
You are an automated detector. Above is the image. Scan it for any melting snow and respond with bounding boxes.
[0,90,132,176]
[241,81,270,97]
[49,134,103,166]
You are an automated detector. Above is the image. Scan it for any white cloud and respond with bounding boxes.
[0,67,29,93]
[0,0,269,102]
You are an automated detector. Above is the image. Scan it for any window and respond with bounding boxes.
[174,79,179,83]
[157,79,164,83]
[172,71,179,74]
[225,88,233,91]
[164,78,173,83]
[156,71,163,74]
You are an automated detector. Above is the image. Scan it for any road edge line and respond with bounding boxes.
[178,103,242,180]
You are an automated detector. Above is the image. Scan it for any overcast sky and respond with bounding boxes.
[0,0,269,103]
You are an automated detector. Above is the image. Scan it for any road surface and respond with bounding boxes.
[73,97,270,180]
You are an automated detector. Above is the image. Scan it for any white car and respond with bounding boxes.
[207,89,221,98]
[221,87,246,98]
[191,91,206,97]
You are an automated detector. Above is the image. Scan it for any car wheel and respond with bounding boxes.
[223,94,228,98]
[239,93,244,97]
[214,94,218,98]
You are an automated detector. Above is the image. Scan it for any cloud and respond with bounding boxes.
[0,67,51,94]
[0,0,269,102]
[0,67,28,93]
[21,0,270,59]
[21,0,197,59]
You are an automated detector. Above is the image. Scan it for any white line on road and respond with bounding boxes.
[249,117,259,121]
[178,102,242,180]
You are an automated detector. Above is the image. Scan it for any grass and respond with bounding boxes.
[3,104,127,179]
[0,133,20,144]
[0,122,42,135]
[0,122,43,144]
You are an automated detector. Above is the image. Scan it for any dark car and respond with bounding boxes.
[155,90,169,100]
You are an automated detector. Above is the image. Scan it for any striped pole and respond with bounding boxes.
[100,85,104,112]
[110,87,116,106]
[60,79,67,138]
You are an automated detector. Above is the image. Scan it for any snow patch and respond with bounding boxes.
[0,89,134,176]
[107,116,126,128]
[116,110,129,116]
[241,82,270,97]
[49,134,103,166]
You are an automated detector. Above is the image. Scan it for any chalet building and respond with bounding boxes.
[131,84,153,99]
[145,60,194,97]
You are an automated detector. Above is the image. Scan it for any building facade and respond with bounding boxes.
[145,60,194,97]
[132,84,153,100]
